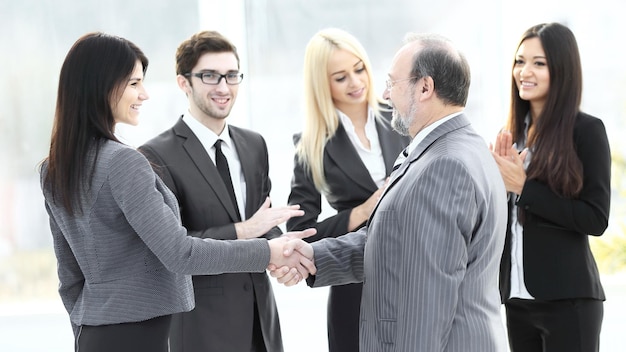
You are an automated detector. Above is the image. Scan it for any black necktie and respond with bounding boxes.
[214,139,240,220]
[392,148,409,172]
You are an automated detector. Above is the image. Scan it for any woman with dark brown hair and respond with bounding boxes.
[40,32,313,352]
[492,22,611,352]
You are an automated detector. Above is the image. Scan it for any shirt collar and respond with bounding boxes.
[406,111,463,155]
[182,111,233,149]
[336,106,375,131]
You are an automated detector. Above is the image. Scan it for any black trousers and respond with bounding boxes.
[505,298,603,352]
[76,314,171,352]
[327,282,363,352]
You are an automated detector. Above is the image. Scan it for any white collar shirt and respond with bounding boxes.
[509,113,534,299]
[337,107,386,188]
[396,111,463,168]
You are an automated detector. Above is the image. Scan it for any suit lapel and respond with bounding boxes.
[326,122,377,192]
[173,119,241,222]
[392,114,470,185]
[367,114,472,224]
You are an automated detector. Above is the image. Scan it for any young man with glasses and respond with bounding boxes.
[139,30,303,352]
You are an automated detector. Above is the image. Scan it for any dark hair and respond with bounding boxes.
[405,33,471,106]
[508,22,583,197]
[44,32,149,214]
[175,30,239,86]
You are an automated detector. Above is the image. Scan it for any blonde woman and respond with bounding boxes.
[287,28,410,352]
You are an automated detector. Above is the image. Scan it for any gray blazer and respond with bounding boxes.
[41,140,270,336]
[309,115,508,351]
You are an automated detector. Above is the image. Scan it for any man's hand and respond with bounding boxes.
[236,197,304,239]
[267,229,316,286]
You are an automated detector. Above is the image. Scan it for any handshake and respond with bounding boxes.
[267,228,317,287]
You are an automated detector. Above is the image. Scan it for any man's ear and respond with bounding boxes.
[177,75,191,95]
[420,76,434,97]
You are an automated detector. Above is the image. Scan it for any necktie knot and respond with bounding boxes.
[214,139,224,151]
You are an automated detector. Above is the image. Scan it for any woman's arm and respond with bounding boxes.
[517,115,611,235]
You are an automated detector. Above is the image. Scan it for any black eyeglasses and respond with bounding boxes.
[184,71,244,85]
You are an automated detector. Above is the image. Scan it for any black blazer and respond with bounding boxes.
[139,117,283,352]
[287,108,410,241]
[499,112,611,302]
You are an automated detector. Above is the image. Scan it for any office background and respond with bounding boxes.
[1,0,624,350]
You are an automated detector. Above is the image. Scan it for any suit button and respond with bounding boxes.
[243,283,251,291]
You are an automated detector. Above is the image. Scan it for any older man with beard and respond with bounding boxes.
[273,33,508,352]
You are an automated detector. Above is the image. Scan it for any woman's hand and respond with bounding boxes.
[490,130,528,195]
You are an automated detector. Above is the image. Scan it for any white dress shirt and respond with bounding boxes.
[337,107,386,188]
[509,113,534,299]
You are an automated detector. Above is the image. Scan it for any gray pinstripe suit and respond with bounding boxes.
[309,114,508,351]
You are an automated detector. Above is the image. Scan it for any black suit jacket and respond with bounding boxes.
[139,117,283,352]
[499,112,610,302]
[287,109,410,241]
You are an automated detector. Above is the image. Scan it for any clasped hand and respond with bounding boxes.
[267,229,316,287]
[490,130,528,195]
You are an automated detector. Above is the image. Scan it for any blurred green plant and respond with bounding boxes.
[591,146,626,274]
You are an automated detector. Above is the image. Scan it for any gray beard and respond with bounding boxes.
[391,94,417,137]
[391,112,411,136]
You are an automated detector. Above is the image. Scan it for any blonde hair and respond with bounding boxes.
[296,28,383,194]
